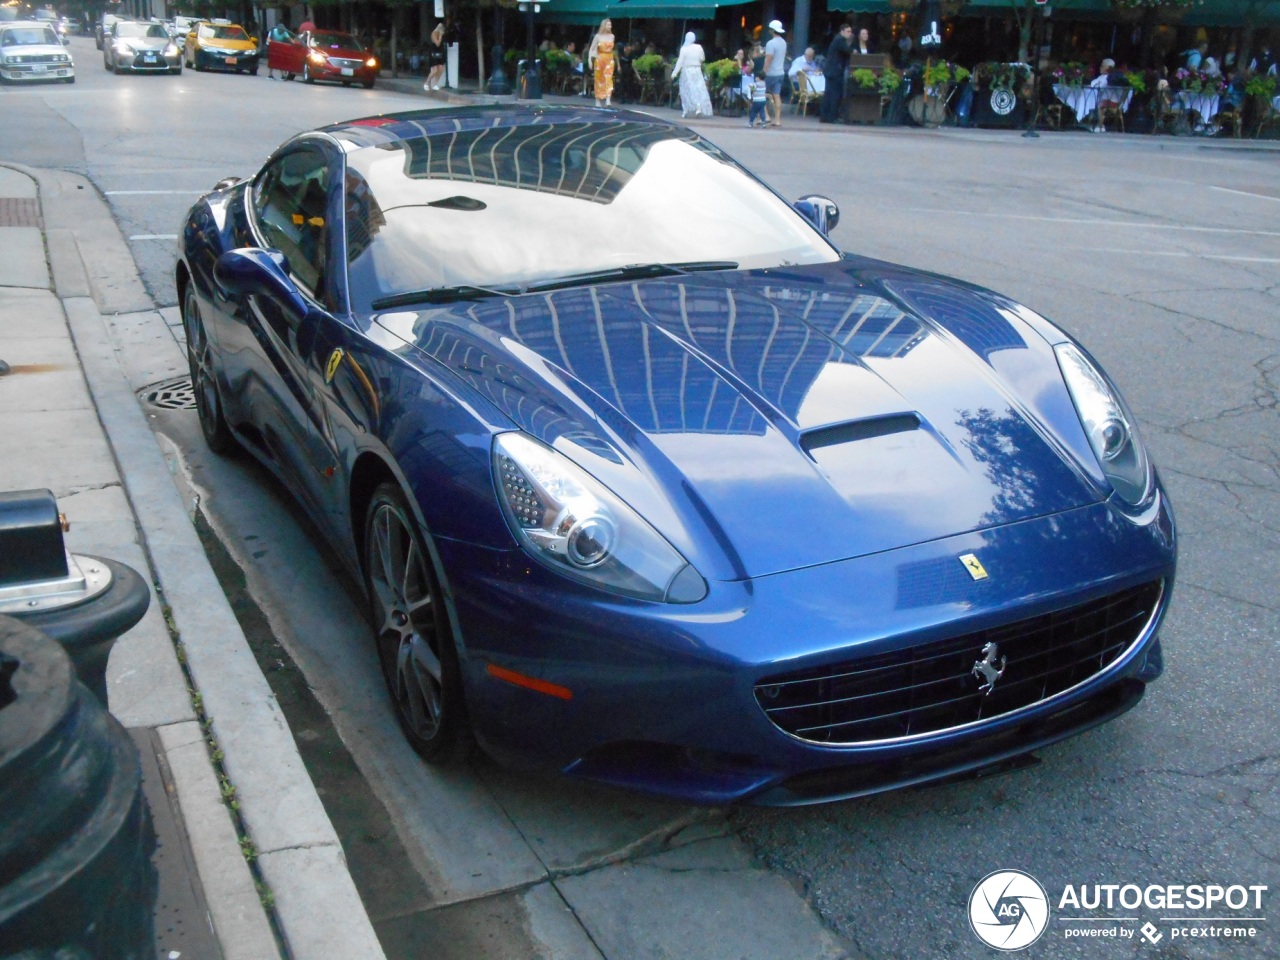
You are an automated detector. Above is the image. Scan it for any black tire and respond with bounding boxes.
[362,78,374,90]
[113,62,123,75]
[103,54,110,70]
[342,80,350,87]
[285,72,294,81]
[250,63,259,76]
[364,483,470,762]
[65,74,75,83]
[302,62,314,83]
[172,66,182,75]
[183,285,237,455]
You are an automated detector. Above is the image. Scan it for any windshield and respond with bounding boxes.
[344,120,839,314]
[310,31,358,49]
[118,22,169,38]
[200,24,248,41]
[34,9,57,20]
[3,25,59,45]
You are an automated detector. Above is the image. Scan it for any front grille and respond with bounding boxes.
[330,57,364,69]
[9,54,67,63]
[755,581,1162,745]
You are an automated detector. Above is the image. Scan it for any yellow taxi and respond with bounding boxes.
[183,20,259,74]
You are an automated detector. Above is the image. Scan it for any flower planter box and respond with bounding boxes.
[842,90,882,124]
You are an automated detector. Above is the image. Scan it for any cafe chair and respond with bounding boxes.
[1097,96,1125,133]
[793,72,820,116]
[1216,103,1242,138]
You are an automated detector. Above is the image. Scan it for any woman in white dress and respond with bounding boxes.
[671,31,713,118]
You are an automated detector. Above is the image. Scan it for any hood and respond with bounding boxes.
[375,260,1099,580]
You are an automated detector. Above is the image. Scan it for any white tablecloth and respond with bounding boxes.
[1053,84,1134,122]
[1175,92,1221,122]
[792,70,825,94]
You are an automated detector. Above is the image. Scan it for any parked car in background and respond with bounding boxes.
[175,105,1176,806]
[94,12,122,50]
[183,20,258,74]
[0,20,74,83]
[58,17,83,39]
[267,28,377,88]
[104,19,181,74]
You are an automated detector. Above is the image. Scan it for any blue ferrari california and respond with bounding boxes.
[176,106,1175,805]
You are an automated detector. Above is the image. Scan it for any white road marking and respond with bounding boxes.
[1211,186,1280,204]
[130,234,179,240]
[903,208,1280,239]
[107,190,205,195]
[1086,248,1280,263]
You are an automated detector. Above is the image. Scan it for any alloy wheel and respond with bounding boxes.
[183,287,235,454]
[367,494,446,747]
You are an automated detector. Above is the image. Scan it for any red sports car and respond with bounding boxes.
[268,28,377,88]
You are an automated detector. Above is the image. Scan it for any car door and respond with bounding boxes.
[233,141,349,516]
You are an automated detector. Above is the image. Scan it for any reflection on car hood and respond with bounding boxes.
[375,258,1099,579]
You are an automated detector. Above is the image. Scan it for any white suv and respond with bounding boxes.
[0,21,74,83]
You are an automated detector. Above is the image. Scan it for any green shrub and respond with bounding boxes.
[851,68,878,90]
[634,53,666,77]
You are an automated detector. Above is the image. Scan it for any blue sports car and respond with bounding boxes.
[176,106,1175,806]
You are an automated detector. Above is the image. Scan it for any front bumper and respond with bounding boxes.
[437,494,1176,805]
[196,48,257,71]
[113,49,180,71]
[0,63,73,81]
[307,59,376,84]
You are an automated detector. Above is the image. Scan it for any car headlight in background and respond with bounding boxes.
[365,57,377,68]
[308,50,326,64]
[493,432,706,603]
[1055,342,1152,505]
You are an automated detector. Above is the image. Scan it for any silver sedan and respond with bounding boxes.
[104,21,181,74]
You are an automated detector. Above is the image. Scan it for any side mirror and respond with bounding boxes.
[250,36,258,45]
[214,248,308,327]
[794,195,840,236]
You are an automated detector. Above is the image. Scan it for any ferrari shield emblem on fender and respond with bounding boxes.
[325,348,344,384]
[959,553,989,581]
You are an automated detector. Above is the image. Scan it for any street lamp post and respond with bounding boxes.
[1023,0,1048,138]
[486,4,511,96]
[517,0,542,99]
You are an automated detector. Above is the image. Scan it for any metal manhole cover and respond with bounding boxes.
[141,376,196,410]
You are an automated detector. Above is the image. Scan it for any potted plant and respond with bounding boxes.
[844,67,882,123]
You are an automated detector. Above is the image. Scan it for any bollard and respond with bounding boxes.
[0,615,158,959]
[0,490,149,706]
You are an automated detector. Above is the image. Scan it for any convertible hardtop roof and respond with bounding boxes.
[320,105,680,153]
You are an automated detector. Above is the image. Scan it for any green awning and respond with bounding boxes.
[540,0,753,24]
[1181,0,1280,25]
[824,0,893,12]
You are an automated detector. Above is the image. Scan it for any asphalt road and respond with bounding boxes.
[6,37,1279,959]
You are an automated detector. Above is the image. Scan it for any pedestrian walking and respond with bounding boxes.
[587,18,615,106]
[672,31,712,118]
[820,23,853,124]
[425,23,445,90]
[763,20,788,127]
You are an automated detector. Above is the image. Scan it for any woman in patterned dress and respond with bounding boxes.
[587,18,615,106]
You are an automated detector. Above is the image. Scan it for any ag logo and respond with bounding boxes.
[968,869,1049,951]
[991,88,1017,116]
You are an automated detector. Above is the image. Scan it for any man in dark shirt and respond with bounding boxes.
[820,23,853,123]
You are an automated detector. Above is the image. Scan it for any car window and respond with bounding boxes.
[253,147,331,302]
[200,24,248,41]
[3,26,59,45]
[310,32,356,49]
[116,23,165,38]
[343,120,840,314]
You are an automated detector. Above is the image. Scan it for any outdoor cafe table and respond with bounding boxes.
[1053,84,1134,123]
[1175,91,1221,123]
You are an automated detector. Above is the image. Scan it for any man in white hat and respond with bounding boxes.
[763,19,788,127]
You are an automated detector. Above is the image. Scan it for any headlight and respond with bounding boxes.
[165,43,178,55]
[116,42,134,54]
[1055,342,1151,505]
[308,50,326,64]
[365,56,377,68]
[493,432,706,603]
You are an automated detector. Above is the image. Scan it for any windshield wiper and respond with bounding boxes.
[371,284,517,311]
[522,261,739,294]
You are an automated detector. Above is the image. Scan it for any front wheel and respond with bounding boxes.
[364,484,470,762]
[362,78,374,90]
[183,285,237,455]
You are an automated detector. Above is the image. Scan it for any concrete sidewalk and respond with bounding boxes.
[0,163,385,960]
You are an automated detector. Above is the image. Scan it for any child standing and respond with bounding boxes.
[748,71,768,127]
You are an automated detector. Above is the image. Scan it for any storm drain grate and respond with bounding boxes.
[141,376,197,410]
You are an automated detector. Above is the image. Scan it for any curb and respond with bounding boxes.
[3,161,387,960]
